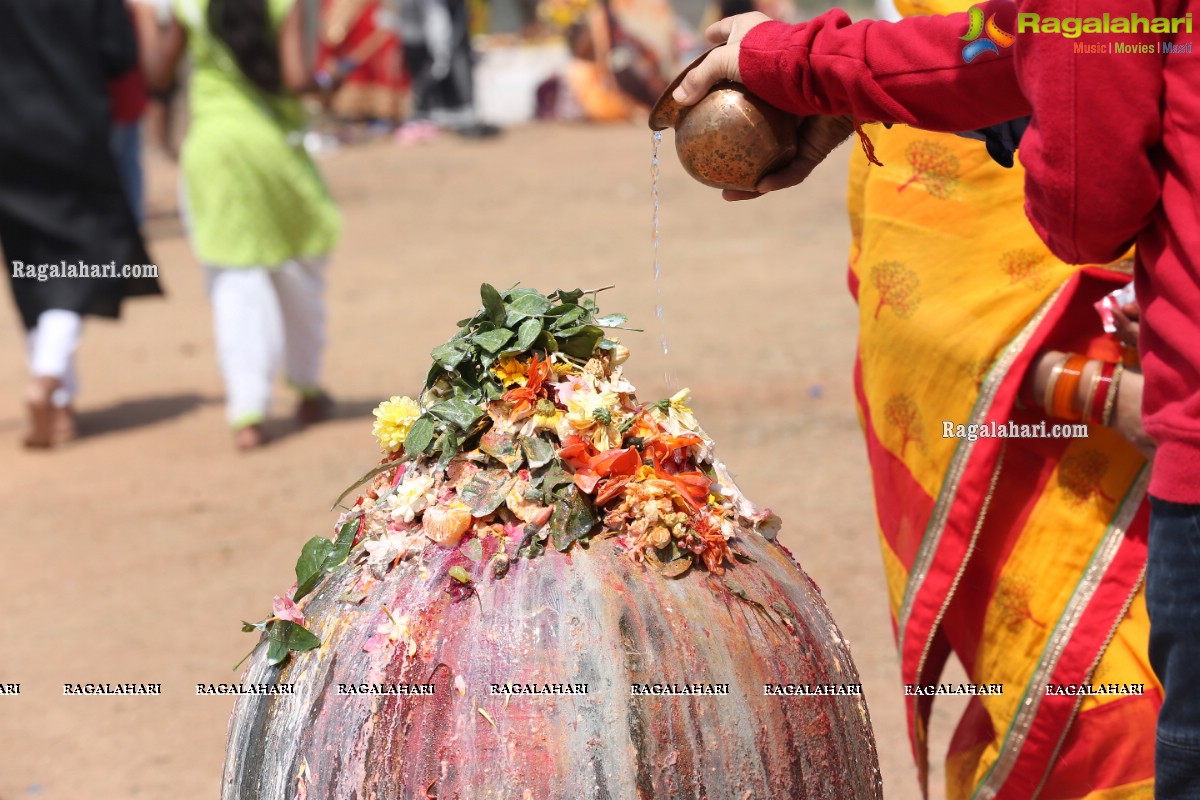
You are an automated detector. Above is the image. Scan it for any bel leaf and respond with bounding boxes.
[265,620,321,666]
[555,288,585,304]
[480,283,507,326]
[474,328,514,354]
[431,342,468,369]
[481,428,523,472]
[550,307,586,330]
[294,536,336,600]
[559,325,605,359]
[537,459,572,493]
[429,398,484,431]
[332,518,359,563]
[506,317,543,354]
[459,469,517,516]
[520,436,555,469]
[403,415,437,456]
[550,485,597,551]
[506,292,552,320]
[593,313,628,327]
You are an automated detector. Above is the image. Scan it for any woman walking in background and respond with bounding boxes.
[143,0,343,450]
[0,0,163,449]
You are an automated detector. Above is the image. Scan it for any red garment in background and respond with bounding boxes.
[107,7,147,123]
[318,0,408,119]
[108,68,147,123]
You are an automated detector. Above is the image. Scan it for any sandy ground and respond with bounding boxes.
[0,123,966,800]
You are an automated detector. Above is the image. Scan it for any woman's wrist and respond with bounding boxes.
[1024,351,1122,425]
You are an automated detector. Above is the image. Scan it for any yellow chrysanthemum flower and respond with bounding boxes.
[372,395,421,453]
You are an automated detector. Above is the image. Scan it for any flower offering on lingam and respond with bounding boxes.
[226,286,882,800]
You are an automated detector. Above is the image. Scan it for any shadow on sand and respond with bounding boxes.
[255,396,384,448]
[74,392,218,438]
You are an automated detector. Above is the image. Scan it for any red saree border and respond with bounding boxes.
[864,267,1145,794]
[978,486,1150,799]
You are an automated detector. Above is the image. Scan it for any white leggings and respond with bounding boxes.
[25,309,83,407]
[204,257,327,427]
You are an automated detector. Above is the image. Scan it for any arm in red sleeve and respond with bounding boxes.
[738,1,1029,131]
[1014,0,1165,265]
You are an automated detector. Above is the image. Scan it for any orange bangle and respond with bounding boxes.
[1050,354,1087,421]
[1042,355,1068,413]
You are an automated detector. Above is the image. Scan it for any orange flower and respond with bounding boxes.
[502,354,552,420]
[558,435,641,494]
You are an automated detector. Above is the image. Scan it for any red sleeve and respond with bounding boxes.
[737,2,1029,131]
[1014,0,1166,265]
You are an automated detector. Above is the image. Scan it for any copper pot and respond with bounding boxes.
[650,47,798,192]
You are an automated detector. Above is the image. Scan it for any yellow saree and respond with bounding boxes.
[849,4,1159,797]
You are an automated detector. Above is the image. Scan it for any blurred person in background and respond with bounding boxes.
[111,0,175,217]
[143,0,343,451]
[317,0,409,131]
[397,0,500,136]
[0,0,163,449]
[534,0,670,122]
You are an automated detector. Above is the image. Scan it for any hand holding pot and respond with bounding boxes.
[664,13,855,201]
[670,12,771,105]
[723,115,857,201]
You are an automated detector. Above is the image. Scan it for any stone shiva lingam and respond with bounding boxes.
[222,286,883,799]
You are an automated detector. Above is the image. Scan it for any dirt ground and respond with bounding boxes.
[0,123,967,800]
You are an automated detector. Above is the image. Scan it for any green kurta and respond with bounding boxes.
[175,0,341,268]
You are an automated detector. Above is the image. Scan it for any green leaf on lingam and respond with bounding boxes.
[505,291,552,320]
[332,518,359,563]
[403,415,436,457]
[559,325,605,359]
[593,313,627,327]
[553,288,585,305]
[459,469,516,516]
[294,536,336,600]
[505,317,543,355]
[431,341,469,369]
[481,429,523,472]
[550,485,597,552]
[520,435,555,469]
[481,283,507,326]
[265,620,321,666]
[474,328,514,354]
[536,459,573,493]
[429,398,483,431]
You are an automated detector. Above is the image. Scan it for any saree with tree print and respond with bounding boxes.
[848,21,1158,794]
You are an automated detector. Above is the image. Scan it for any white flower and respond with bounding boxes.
[565,388,620,432]
[386,474,437,523]
[667,388,699,431]
[362,527,419,567]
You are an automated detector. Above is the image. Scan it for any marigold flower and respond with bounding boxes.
[372,395,421,453]
[492,357,528,387]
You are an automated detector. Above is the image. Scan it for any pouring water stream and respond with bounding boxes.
[651,130,674,389]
